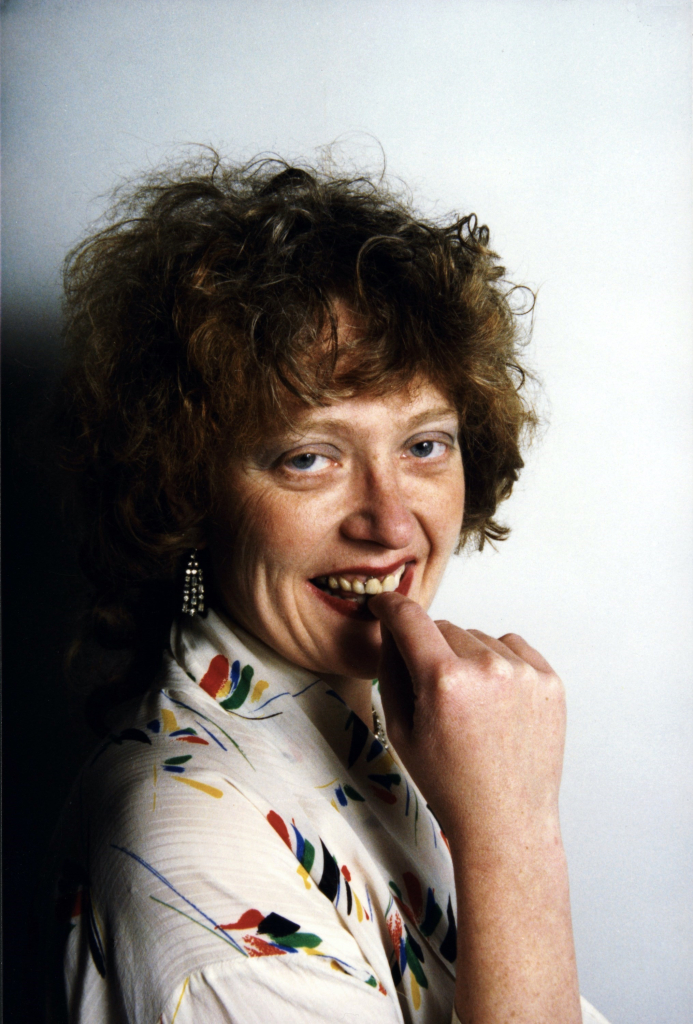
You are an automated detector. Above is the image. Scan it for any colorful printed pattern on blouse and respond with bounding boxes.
[54,610,458,1023]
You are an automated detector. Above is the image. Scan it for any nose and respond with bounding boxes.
[339,461,416,550]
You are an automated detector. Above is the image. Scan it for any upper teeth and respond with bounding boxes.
[324,564,406,596]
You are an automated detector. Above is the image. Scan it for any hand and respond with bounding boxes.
[369,592,581,1024]
[369,592,566,855]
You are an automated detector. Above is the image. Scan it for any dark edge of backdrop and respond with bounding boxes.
[2,318,94,1023]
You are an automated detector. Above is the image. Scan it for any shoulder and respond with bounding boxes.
[78,684,288,902]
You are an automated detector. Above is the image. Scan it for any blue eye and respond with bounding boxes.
[286,452,331,472]
[409,440,446,458]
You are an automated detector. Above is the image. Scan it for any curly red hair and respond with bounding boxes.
[56,153,536,719]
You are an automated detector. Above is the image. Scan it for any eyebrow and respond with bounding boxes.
[401,406,459,430]
[295,406,459,436]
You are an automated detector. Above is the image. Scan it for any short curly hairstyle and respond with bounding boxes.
[56,152,536,718]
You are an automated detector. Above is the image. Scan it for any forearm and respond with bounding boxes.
[451,822,581,1024]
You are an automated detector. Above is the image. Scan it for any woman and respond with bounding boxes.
[51,156,608,1023]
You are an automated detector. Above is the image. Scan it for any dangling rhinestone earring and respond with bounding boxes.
[182,550,205,616]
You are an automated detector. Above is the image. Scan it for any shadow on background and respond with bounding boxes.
[3,318,95,1022]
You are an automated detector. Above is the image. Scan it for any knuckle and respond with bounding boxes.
[435,660,463,694]
[499,631,524,645]
[547,672,565,700]
[515,660,536,685]
[478,649,511,683]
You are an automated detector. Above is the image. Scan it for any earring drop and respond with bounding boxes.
[182,550,205,616]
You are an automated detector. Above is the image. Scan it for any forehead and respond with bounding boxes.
[275,379,458,442]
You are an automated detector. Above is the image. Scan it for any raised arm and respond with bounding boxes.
[369,592,582,1024]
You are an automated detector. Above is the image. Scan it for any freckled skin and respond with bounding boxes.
[206,380,465,716]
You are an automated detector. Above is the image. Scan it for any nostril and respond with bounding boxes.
[340,505,415,548]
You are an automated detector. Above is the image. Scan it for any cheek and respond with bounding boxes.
[429,470,465,553]
[211,485,319,592]
[208,488,267,591]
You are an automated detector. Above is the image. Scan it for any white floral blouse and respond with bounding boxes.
[52,610,609,1024]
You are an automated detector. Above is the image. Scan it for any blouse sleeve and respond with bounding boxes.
[164,969,612,1024]
[579,997,612,1024]
[161,958,405,1024]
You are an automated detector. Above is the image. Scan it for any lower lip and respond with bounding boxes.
[308,563,416,619]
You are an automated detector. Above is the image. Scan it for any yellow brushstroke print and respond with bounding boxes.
[410,972,421,1010]
[250,679,269,703]
[216,678,232,700]
[161,709,178,733]
[170,976,189,1023]
[174,777,223,799]
[297,864,312,889]
[354,890,364,922]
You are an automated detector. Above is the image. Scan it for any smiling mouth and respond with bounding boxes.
[310,562,409,605]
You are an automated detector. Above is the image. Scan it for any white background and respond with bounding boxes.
[3,1,692,1020]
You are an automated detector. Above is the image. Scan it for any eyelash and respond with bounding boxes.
[282,437,453,473]
[406,439,449,460]
[285,452,334,473]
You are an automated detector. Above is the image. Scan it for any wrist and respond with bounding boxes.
[450,823,580,1024]
[446,804,565,875]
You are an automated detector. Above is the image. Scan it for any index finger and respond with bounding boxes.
[368,592,457,688]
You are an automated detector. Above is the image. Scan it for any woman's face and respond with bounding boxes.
[207,378,465,681]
